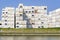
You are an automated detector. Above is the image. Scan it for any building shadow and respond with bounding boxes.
[23,11,33,28]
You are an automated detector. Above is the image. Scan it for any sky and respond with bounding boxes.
[0,0,60,19]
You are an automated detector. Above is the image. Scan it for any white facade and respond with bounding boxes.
[1,7,15,28]
[16,4,48,28]
[49,8,60,28]
[0,3,60,28]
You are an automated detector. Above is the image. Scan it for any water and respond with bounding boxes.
[0,36,60,40]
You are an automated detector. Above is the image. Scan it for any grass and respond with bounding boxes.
[0,28,60,34]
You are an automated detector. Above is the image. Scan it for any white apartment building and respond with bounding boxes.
[49,8,60,28]
[1,7,15,28]
[16,4,48,28]
[0,21,2,28]
[0,3,60,28]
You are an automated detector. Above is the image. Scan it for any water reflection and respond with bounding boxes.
[0,36,60,40]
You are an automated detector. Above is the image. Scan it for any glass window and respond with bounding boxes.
[0,23,2,25]
[44,8,46,10]
[6,12,8,14]
[20,6,23,8]
[38,18,40,20]
[5,20,7,22]
[26,11,28,13]
[38,26,40,28]
[5,23,7,25]
[32,11,34,13]
[32,15,34,16]
[32,7,34,9]
[20,14,22,16]
[32,23,35,25]
[29,11,31,13]
[41,26,44,28]
[17,22,19,24]
[23,13,25,14]
[17,26,19,28]
[41,22,44,24]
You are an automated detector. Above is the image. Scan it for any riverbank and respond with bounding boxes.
[0,28,60,36]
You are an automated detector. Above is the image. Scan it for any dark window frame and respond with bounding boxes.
[20,14,22,16]
[41,26,44,28]
[32,15,34,17]
[32,11,34,13]
[32,7,34,9]
[38,18,40,20]
[16,26,19,28]
[32,23,35,25]
[25,11,28,13]
[41,22,44,24]
[29,11,31,13]
[44,8,47,10]
[5,23,7,25]
[20,6,23,8]
[17,22,19,24]
[0,23,2,25]
[38,26,40,28]
[5,20,7,22]
[6,12,8,14]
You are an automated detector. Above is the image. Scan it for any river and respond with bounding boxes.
[0,36,60,40]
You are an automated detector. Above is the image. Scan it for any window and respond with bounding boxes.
[32,11,34,13]
[16,26,19,28]
[0,23,2,25]
[44,8,47,10]
[41,26,44,28]
[35,10,37,13]
[23,13,25,14]
[20,6,23,8]
[41,22,44,24]
[32,7,34,9]
[5,23,7,25]
[6,12,8,14]
[17,22,19,24]
[38,26,40,28]
[26,11,28,13]
[20,14,22,16]
[38,18,40,20]
[32,23,35,25]
[5,20,7,22]
[32,15,34,16]
[29,11,31,13]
